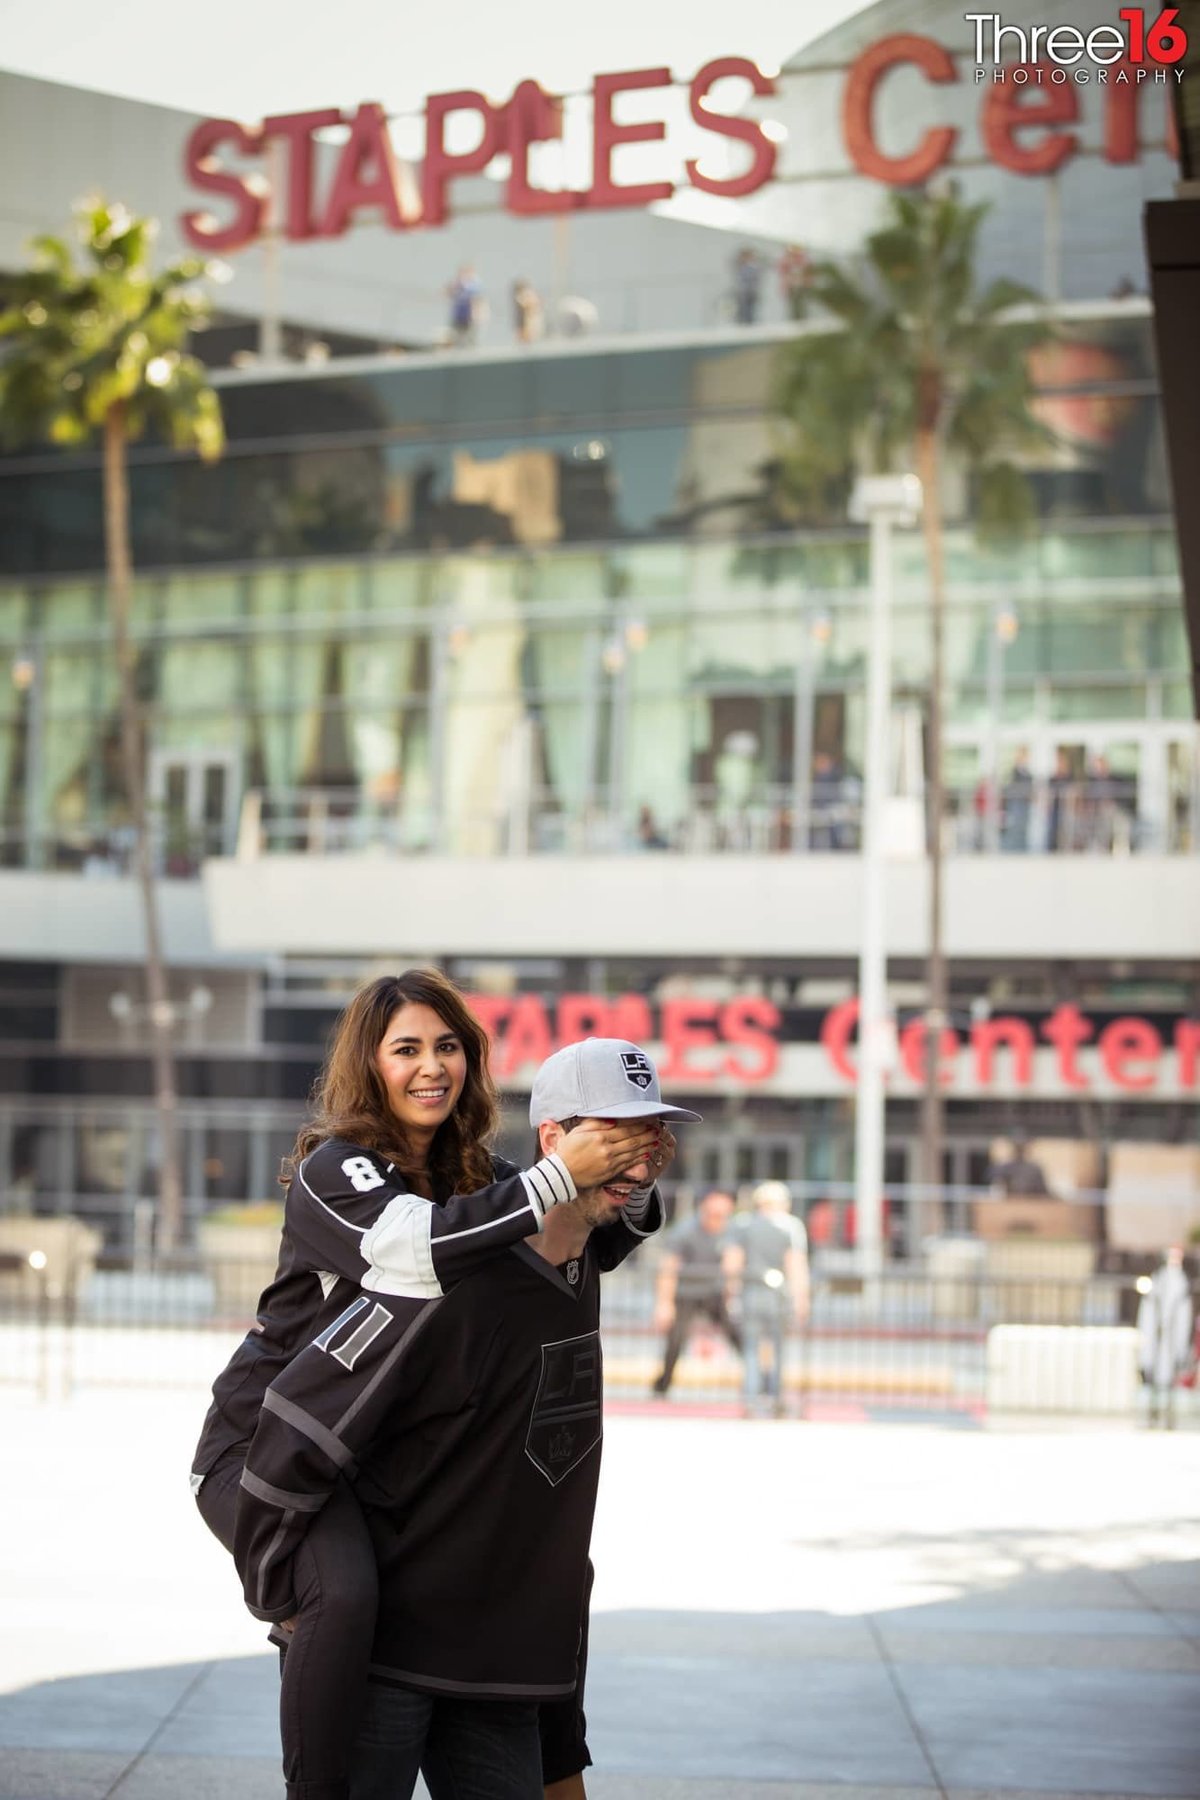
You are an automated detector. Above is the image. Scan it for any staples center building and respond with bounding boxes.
[1,0,1198,1247]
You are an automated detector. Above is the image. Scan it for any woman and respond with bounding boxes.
[192,969,664,1800]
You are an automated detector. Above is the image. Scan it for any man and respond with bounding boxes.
[233,1038,699,1800]
[1001,748,1034,852]
[724,1180,810,1419]
[989,1138,1052,1199]
[651,1189,742,1397]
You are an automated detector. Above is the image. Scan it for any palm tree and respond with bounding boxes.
[773,187,1046,1205]
[0,200,225,1253]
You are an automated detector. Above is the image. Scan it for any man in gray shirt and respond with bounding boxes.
[724,1180,810,1419]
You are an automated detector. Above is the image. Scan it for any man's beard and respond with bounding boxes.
[576,1182,639,1228]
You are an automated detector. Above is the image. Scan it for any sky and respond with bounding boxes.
[0,0,866,119]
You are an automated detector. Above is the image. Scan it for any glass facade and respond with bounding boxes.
[0,316,1193,868]
[0,523,1191,866]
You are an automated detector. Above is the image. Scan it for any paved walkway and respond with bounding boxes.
[1,1390,1198,1800]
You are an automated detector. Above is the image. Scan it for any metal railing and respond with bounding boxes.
[2,1235,1191,1421]
[2,769,1194,876]
[229,777,1196,862]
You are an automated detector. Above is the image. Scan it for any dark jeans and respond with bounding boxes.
[196,1448,378,1800]
[653,1294,744,1394]
[350,1683,542,1800]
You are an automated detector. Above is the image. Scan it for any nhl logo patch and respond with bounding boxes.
[621,1050,654,1091]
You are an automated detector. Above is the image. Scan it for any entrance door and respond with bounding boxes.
[148,751,238,875]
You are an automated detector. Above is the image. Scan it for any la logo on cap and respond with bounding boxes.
[621,1051,654,1091]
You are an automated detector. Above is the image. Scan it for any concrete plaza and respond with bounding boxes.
[1,1388,1198,1800]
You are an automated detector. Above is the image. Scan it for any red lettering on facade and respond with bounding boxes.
[981,70,1079,175]
[605,994,654,1046]
[1176,1019,1200,1088]
[899,1017,959,1087]
[422,90,505,227]
[262,109,344,240]
[1041,1004,1094,1089]
[467,995,512,1043]
[322,102,411,236]
[820,997,859,1082]
[505,80,574,217]
[587,68,675,210]
[685,56,778,199]
[556,995,612,1043]
[497,993,554,1077]
[181,119,266,252]
[660,999,721,1082]
[970,1016,1036,1086]
[1099,1017,1163,1090]
[469,995,1196,1095]
[842,34,958,186]
[719,997,781,1082]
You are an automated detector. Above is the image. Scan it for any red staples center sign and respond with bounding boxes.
[843,10,1185,185]
[467,992,1200,1097]
[181,57,778,252]
[821,1000,1200,1096]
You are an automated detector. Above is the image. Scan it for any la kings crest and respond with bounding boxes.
[525,1331,603,1486]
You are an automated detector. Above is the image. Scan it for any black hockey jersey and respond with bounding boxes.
[234,1198,663,1701]
[192,1140,577,1480]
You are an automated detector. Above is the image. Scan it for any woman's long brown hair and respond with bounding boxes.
[282,969,500,1197]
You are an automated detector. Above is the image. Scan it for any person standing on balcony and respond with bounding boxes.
[512,278,544,344]
[650,1188,742,1396]
[731,246,763,324]
[1047,748,1074,851]
[447,265,483,345]
[1001,748,1034,852]
[192,973,668,1800]
[724,1180,810,1419]
[778,243,811,320]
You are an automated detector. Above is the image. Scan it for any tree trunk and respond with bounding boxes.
[103,407,185,1255]
[915,426,948,1227]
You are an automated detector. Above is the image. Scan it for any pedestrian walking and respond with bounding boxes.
[1138,1246,1195,1429]
[235,1038,697,1800]
[192,973,667,1800]
[651,1189,742,1396]
[724,1180,810,1418]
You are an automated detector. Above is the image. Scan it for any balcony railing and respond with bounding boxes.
[232,776,1196,862]
[2,772,1194,880]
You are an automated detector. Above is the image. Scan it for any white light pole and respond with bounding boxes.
[850,474,921,1278]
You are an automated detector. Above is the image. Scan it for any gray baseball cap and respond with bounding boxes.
[529,1038,702,1125]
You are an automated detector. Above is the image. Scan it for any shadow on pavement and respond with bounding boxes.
[2,1552,1199,1800]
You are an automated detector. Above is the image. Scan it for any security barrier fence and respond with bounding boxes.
[0,1226,1193,1422]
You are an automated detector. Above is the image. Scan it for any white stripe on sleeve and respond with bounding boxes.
[520,1154,577,1223]
[620,1184,661,1237]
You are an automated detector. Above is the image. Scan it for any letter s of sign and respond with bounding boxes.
[685,56,778,198]
[181,119,267,252]
[342,1156,386,1193]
